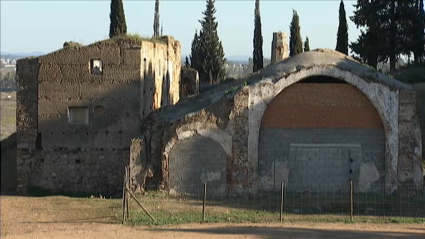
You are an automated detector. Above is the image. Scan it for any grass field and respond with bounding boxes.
[0,67,16,74]
[0,91,16,140]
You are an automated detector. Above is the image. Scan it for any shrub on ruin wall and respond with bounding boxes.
[63,41,83,49]
[95,33,166,46]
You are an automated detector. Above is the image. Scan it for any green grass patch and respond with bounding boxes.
[122,193,425,226]
[125,207,425,226]
[126,209,275,226]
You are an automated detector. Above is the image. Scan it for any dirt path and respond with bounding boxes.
[1,196,424,239]
[2,221,425,239]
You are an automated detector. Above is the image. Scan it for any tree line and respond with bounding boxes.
[0,71,16,90]
[188,0,424,84]
[99,0,425,84]
[351,0,425,72]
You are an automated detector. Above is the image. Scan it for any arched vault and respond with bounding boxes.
[135,49,422,194]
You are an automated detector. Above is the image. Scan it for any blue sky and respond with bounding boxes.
[1,0,361,58]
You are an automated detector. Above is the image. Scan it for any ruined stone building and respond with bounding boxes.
[15,36,181,195]
[271,32,289,64]
[14,33,423,197]
[131,49,423,197]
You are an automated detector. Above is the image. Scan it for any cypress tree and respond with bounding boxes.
[109,0,127,38]
[185,57,190,68]
[253,0,264,73]
[190,30,200,70]
[304,37,310,52]
[197,0,226,84]
[153,0,160,37]
[336,0,349,55]
[289,10,303,56]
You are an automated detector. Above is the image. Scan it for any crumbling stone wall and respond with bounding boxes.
[413,83,425,173]
[168,135,227,196]
[270,32,289,64]
[16,36,181,195]
[180,68,199,99]
[398,88,423,189]
[131,49,423,197]
[16,58,39,194]
[141,36,181,117]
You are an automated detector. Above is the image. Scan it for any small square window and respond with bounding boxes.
[90,59,103,75]
[68,107,89,125]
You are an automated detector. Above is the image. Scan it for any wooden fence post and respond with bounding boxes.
[280,183,284,222]
[202,183,207,222]
[350,180,353,221]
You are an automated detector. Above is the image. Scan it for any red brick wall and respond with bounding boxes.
[261,83,384,129]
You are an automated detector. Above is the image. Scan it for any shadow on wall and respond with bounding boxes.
[143,61,156,114]
[161,70,170,108]
[1,132,17,195]
[17,61,162,197]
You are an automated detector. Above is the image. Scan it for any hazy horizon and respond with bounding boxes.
[1,0,362,59]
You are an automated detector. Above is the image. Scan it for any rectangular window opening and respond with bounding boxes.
[68,107,89,125]
[90,59,103,75]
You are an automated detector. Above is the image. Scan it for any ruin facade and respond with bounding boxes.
[180,67,199,98]
[16,36,181,195]
[271,32,289,64]
[131,49,423,196]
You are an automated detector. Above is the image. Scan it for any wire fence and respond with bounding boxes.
[123,178,425,224]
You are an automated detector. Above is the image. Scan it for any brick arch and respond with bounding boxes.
[249,66,399,193]
[261,77,384,129]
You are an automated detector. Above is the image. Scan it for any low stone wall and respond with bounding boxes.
[22,149,128,196]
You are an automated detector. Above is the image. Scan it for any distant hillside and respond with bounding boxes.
[1,52,47,59]
[182,55,251,65]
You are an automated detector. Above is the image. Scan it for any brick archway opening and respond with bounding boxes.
[258,75,385,193]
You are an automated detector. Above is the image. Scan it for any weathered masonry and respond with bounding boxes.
[16,36,181,195]
[131,49,423,196]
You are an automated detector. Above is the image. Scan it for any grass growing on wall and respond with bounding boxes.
[94,33,167,46]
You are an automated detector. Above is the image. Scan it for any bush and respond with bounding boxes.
[393,62,425,84]
[63,41,83,49]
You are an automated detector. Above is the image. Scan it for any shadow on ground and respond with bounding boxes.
[150,226,425,238]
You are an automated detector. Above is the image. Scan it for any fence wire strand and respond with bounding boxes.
[131,181,424,225]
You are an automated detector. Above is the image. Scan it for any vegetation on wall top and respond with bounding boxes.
[93,33,167,46]
[63,41,84,49]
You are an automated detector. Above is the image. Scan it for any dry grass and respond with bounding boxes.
[1,196,121,237]
[0,91,16,140]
